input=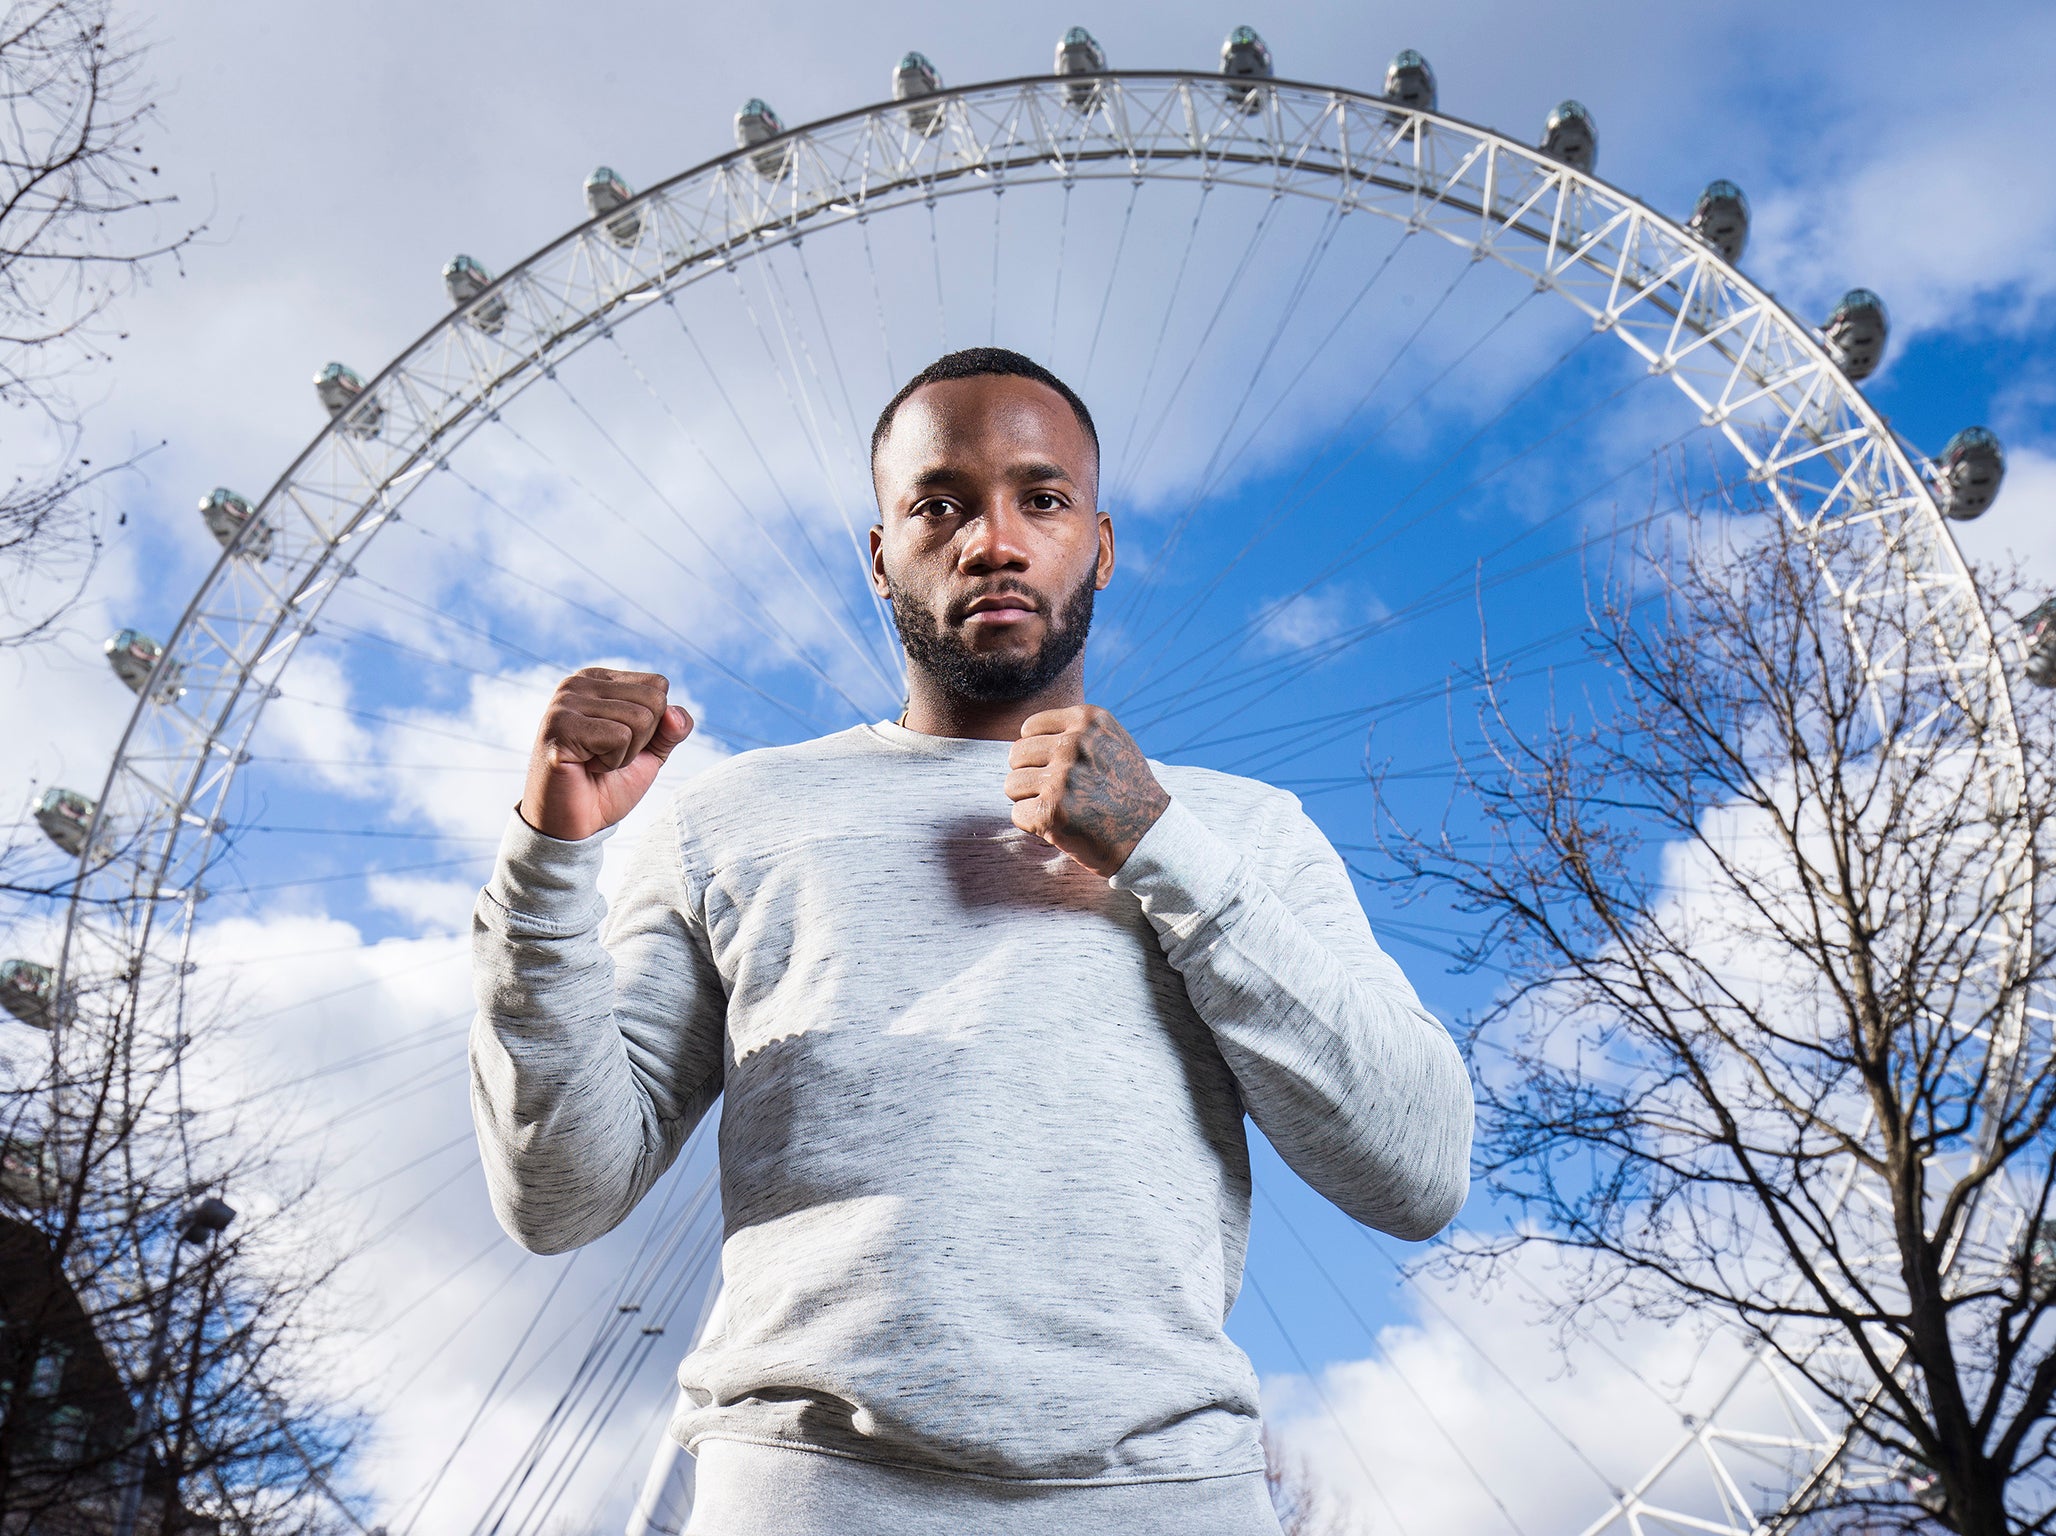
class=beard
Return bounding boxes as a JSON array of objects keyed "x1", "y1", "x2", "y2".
[{"x1": 886, "y1": 563, "x2": 1098, "y2": 705}]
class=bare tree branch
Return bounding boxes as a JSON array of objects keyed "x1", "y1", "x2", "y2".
[
  {"x1": 1, "y1": 963, "x2": 364, "y2": 1535},
  {"x1": 0, "y1": 0, "x2": 200, "y2": 646},
  {"x1": 1378, "y1": 488, "x2": 2056, "y2": 1535}
]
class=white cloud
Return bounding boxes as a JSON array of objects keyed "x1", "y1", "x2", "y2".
[
  {"x1": 1257, "y1": 587, "x2": 1391, "y2": 657},
  {"x1": 265, "y1": 650, "x2": 377, "y2": 790},
  {"x1": 1263, "y1": 1246, "x2": 1797, "y2": 1536},
  {"x1": 1748, "y1": 10, "x2": 2056, "y2": 340},
  {"x1": 364, "y1": 873, "x2": 478, "y2": 933}
]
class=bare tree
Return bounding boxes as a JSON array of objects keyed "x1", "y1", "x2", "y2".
[
  {"x1": 0, "y1": 967, "x2": 362, "y2": 1536},
  {"x1": 0, "y1": 0, "x2": 196, "y2": 644},
  {"x1": 1264, "y1": 1424, "x2": 1376, "y2": 1536},
  {"x1": 1378, "y1": 502, "x2": 2056, "y2": 1534}
]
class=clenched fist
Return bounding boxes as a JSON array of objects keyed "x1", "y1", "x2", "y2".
[
  {"x1": 519, "y1": 668, "x2": 693, "y2": 842},
  {"x1": 1004, "y1": 706, "x2": 1170, "y2": 877}
]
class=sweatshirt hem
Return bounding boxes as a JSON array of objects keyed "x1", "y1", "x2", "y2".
[
  {"x1": 683, "y1": 1436, "x2": 1282, "y2": 1536},
  {"x1": 683, "y1": 1430, "x2": 1267, "y2": 1488}
]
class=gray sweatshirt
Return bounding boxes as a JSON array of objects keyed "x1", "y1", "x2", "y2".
[{"x1": 470, "y1": 722, "x2": 1472, "y2": 1535}]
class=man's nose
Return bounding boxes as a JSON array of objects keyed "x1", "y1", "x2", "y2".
[{"x1": 958, "y1": 500, "x2": 1031, "y2": 573}]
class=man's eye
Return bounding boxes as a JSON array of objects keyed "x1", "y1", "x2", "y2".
[{"x1": 1027, "y1": 493, "x2": 1064, "y2": 511}]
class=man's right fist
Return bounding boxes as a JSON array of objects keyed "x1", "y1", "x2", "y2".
[{"x1": 518, "y1": 668, "x2": 693, "y2": 842}]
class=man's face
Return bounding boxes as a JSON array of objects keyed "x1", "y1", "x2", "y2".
[{"x1": 870, "y1": 375, "x2": 1114, "y2": 703}]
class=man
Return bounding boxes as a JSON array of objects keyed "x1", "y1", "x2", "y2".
[{"x1": 470, "y1": 347, "x2": 1473, "y2": 1535}]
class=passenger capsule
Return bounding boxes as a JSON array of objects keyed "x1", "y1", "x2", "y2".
[
  {"x1": 1055, "y1": 26, "x2": 1108, "y2": 111},
  {"x1": 105, "y1": 629, "x2": 183, "y2": 700},
  {"x1": 1384, "y1": 50, "x2": 1437, "y2": 112},
  {"x1": 1822, "y1": 288, "x2": 1889, "y2": 382},
  {"x1": 2026, "y1": 1218, "x2": 2056, "y2": 1298},
  {"x1": 1220, "y1": 26, "x2": 1272, "y2": 115},
  {"x1": 33, "y1": 788, "x2": 94, "y2": 858},
  {"x1": 1906, "y1": 1471, "x2": 1949, "y2": 1523},
  {"x1": 736, "y1": 99, "x2": 792, "y2": 180},
  {"x1": 198, "y1": 487, "x2": 272, "y2": 561},
  {"x1": 2024, "y1": 599, "x2": 2056, "y2": 688},
  {"x1": 314, "y1": 362, "x2": 381, "y2": 440},
  {"x1": 1937, "y1": 426, "x2": 2005, "y2": 521},
  {"x1": 584, "y1": 166, "x2": 642, "y2": 246},
  {"x1": 894, "y1": 52, "x2": 945, "y2": 136},
  {"x1": 1689, "y1": 179, "x2": 1750, "y2": 264},
  {"x1": 1540, "y1": 100, "x2": 1596, "y2": 173},
  {"x1": 442, "y1": 254, "x2": 508, "y2": 334},
  {"x1": 0, "y1": 960, "x2": 54, "y2": 1030}
]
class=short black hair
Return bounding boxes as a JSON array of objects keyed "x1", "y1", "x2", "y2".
[{"x1": 870, "y1": 347, "x2": 1099, "y2": 465}]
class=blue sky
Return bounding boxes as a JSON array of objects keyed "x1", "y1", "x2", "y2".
[{"x1": 2, "y1": 2, "x2": 2052, "y2": 1532}]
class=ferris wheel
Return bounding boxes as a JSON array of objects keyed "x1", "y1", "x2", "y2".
[{"x1": 3, "y1": 21, "x2": 2046, "y2": 1536}]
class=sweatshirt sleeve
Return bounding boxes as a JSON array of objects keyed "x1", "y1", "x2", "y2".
[
  {"x1": 1110, "y1": 793, "x2": 1473, "y2": 1240},
  {"x1": 469, "y1": 801, "x2": 727, "y2": 1255}
]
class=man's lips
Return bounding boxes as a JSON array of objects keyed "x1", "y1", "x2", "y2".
[{"x1": 959, "y1": 594, "x2": 1040, "y2": 626}]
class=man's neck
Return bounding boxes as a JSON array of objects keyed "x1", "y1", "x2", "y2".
[{"x1": 899, "y1": 658, "x2": 1086, "y2": 741}]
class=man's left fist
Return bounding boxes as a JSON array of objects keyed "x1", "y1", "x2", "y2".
[{"x1": 1004, "y1": 706, "x2": 1170, "y2": 877}]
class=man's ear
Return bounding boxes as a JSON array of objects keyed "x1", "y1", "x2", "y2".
[
  {"x1": 869, "y1": 524, "x2": 891, "y2": 600},
  {"x1": 1094, "y1": 509, "x2": 1116, "y2": 592}
]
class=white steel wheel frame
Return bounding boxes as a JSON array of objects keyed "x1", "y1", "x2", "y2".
[{"x1": 48, "y1": 71, "x2": 2039, "y2": 1534}]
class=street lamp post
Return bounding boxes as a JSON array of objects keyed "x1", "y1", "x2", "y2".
[{"x1": 111, "y1": 1196, "x2": 236, "y2": 1536}]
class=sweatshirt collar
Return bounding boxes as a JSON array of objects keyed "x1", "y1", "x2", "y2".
[{"x1": 863, "y1": 721, "x2": 1016, "y2": 760}]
